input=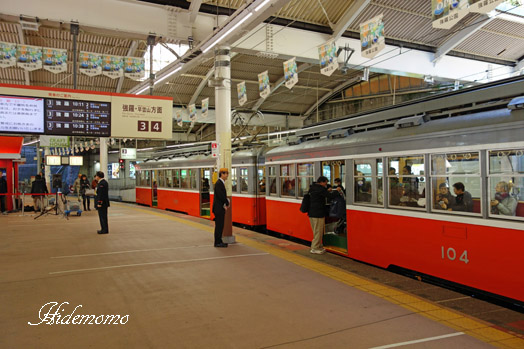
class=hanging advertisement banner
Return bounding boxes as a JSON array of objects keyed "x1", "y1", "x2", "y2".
[
  {"x1": 0, "y1": 42, "x2": 16, "y2": 68},
  {"x1": 432, "y1": 0, "x2": 469, "y2": 29},
  {"x1": 16, "y1": 44, "x2": 42, "y2": 71},
  {"x1": 42, "y1": 47, "x2": 67, "y2": 74},
  {"x1": 201, "y1": 98, "x2": 209, "y2": 118},
  {"x1": 40, "y1": 135, "x2": 69, "y2": 147},
  {"x1": 283, "y1": 57, "x2": 298, "y2": 89},
  {"x1": 318, "y1": 40, "x2": 338, "y2": 77},
  {"x1": 102, "y1": 55, "x2": 124, "y2": 79},
  {"x1": 360, "y1": 14, "x2": 385, "y2": 59},
  {"x1": 175, "y1": 109, "x2": 183, "y2": 127},
  {"x1": 237, "y1": 81, "x2": 247, "y2": 106},
  {"x1": 469, "y1": 0, "x2": 504, "y2": 13},
  {"x1": 189, "y1": 104, "x2": 197, "y2": 121},
  {"x1": 258, "y1": 71, "x2": 270, "y2": 99},
  {"x1": 124, "y1": 57, "x2": 145, "y2": 80},
  {"x1": 79, "y1": 51, "x2": 102, "y2": 77}
]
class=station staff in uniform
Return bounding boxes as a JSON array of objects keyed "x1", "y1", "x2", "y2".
[
  {"x1": 212, "y1": 168, "x2": 230, "y2": 247},
  {"x1": 94, "y1": 171, "x2": 110, "y2": 234}
]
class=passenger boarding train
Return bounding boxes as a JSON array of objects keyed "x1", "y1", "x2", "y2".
[{"x1": 136, "y1": 76, "x2": 524, "y2": 305}]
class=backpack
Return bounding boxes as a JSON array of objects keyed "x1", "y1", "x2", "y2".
[{"x1": 299, "y1": 192, "x2": 310, "y2": 213}]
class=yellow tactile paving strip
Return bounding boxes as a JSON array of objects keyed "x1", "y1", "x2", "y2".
[{"x1": 126, "y1": 204, "x2": 524, "y2": 349}]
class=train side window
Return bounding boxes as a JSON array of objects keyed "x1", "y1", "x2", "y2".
[
  {"x1": 488, "y1": 149, "x2": 524, "y2": 220},
  {"x1": 173, "y1": 169, "x2": 180, "y2": 188},
  {"x1": 353, "y1": 159, "x2": 382, "y2": 205},
  {"x1": 431, "y1": 152, "x2": 480, "y2": 214},
  {"x1": 297, "y1": 163, "x2": 313, "y2": 198},
  {"x1": 180, "y1": 169, "x2": 190, "y2": 189},
  {"x1": 137, "y1": 171, "x2": 142, "y2": 186},
  {"x1": 146, "y1": 170, "x2": 151, "y2": 187},
  {"x1": 268, "y1": 166, "x2": 277, "y2": 196},
  {"x1": 258, "y1": 166, "x2": 266, "y2": 195},
  {"x1": 389, "y1": 156, "x2": 425, "y2": 209},
  {"x1": 281, "y1": 164, "x2": 296, "y2": 197},
  {"x1": 165, "y1": 170, "x2": 172, "y2": 188},
  {"x1": 231, "y1": 168, "x2": 238, "y2": 192},
  {"x1": 189, "y1": 169, "x2": 197, "y2": 189},
  {"x1": 240, "y1": 167, "x2": 249, "y2": 193}
]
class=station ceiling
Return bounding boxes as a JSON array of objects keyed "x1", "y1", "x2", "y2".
[{"x1": 1, "y1": 0, "x2": 523, "y2": 134}]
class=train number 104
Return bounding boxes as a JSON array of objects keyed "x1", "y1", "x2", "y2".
[{"x1": 441, "y1": 246, "x2": 469, "y2": 264}]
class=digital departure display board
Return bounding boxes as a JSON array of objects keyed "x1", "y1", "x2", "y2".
[
  {"x1": 45, "y1": 98, "x2": 111, "y2": 136},
  {"x1": 0, "y1": 95, "x2": 44, "y2": 134}
]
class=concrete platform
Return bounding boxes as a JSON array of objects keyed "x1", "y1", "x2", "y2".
[{"x1": 1, "y1": 203, "x2": 523, "y2": 348}]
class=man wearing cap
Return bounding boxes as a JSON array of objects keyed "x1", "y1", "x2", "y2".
[{"x1": 212, "y1": 168, "x2": 230, "y2": 247}]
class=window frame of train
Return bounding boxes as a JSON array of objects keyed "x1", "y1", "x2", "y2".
[
  {"x1": 352, "y1": 158, "x2": 383, "y2": 206},
  {"x1": 231, "y1": 167, "x2": 238, "y2": 193},
  {"x1": 172, "y1": 169, "x2": 180, "y2": 188},
  {"x1": 280, "y1": 163, "x2": 296, "y2": 198},
  {"x1": 239, "y1": 167, "x2": 249, "y2": 193},
  {"x1": 297, "y1": 163, "x2": 314, "y2": 198},
  {"x1": 430, "y1": 151, "x2": 482, "y2": 217},
  {"x1": 387, "y1": 155, "x2": 426, "y2": 211},
  {"x1": 487, "y1": 148, "x2": 524, "y2": 221},
  {"x1": 267, "y1": 165, "x2": 277, "y2": 196},
  {"x1": 257, "y1": 166, "x2": 266, "y2": 195}
]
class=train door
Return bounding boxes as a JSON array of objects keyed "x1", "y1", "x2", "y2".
[
  {"x1": 321, "y1": 160, "x2": 347, "y2": 254},
  {"x1": 200, "y1": 168, "x2": 211, "y2": 218},
  {"x1": 151, "y1": 170, "x2": 158, "y2": 207}
]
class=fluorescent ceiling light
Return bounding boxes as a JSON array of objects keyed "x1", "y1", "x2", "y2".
[
  {"x1": 137, "y1": 147, "x2": 154, "y2": 152},
  {"x1": 203, "y1": 12, "x2": 253, "y2": 53},
  {"x1": 255, "y1": 0, "x2": 271, "y2": 12},
  {"x1": 155, "y1": 66, "x2": 182, "y2": 85},
  {"x1": 135, "y1": 85, "x2": 150, "y2": 95}
]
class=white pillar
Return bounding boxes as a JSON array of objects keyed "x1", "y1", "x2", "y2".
[
  {"x1": 215, "y1": 46, "x2": 234, "y2": 243},
  {"x1": 100, "y1": 137, "x2": 109, "y2": 179},
  {"x1": 44, "y1": 147, "x2": 51, "y2": 192}
]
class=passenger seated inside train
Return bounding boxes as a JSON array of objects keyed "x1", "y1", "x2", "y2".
[
  {"x1": 435, "y1": 182, "x2": 454, "y2": 210},
  {"x1": 282, "y1": 179, "x2": 295, "y2": 196},
  {"x1": 259, "y1": 178, "x2": 266, "y2": 193},
  {"x1": 441, "y1": 182, "x2": 473, "y2": 212},
  {"x1": 355, "y1": 171, "x2": 371, "y2": 202},
  {"x1": 491, "y1": 181, "x2": 517, "y2": 216},
  {"x1": 389, "y1": 168, "x2": 403, "y2": 205}
]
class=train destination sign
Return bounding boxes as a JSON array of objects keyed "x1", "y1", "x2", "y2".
[{"x1": 45, "y1": 98, "x2": 111, "y2": 137}]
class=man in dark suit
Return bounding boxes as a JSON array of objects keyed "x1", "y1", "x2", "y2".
[
  {"x1": 94, "y1": 171, "x2": 110, "y2": 234},
  {"x1": 212, "y1": 168, "x2": 230, "y2": 247}
]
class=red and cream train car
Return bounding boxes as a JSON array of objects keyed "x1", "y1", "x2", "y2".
[
  {"x1": 136, "y1": 148, "x2": 267, "y2": 227},
  {"x1": 264, "y1": 78, "x2": 524, "y2": 304}
]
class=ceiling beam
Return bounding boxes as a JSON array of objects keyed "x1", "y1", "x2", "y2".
[
  {"x1": 251, "y1": 63, "x2": 311, "y2": 111},
  {"x1": 189, "y1": 0, "x2": 203, "y2": 24},
  {"x1": 189, "y1": 67, "x2": 215, "y2": 105},
  {"x1": 116, "y1": 40, "x2": 138, "y2": 93},
  {"x1": 332, "y1": 0, "x2": 371, "y2": 41},
  {"x1": 433, "y1": 15, "x2": 494, "y2": 63},
  {"x1": 15, "y1": 24, "x2": 30, "y2": 86}
]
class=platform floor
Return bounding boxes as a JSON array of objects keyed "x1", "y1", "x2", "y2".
[{"x1": 1, "y1": 203, "x2": 523, "y2": 348}]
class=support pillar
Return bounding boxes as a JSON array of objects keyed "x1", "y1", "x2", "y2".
[
  {"x1": 214, "y1": 46, "x2": 234, "y2": 244},
  {"x1": 44, "y1": 147, "x2": 51, "y2": 192},
  {"x1": 100, "y1": 137, "x2": 108, "y2": 179}
]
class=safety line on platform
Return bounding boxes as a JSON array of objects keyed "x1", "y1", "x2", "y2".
[
  {"x1": 49, "y1": 253, "x2": 269, "y2": 275},
  {"x1": 51, "y1": 244, "x2": 222, "y2": 258},
  {"x1": 123, "y1": 203, "x2": 524, "y2": 348},
  {"x1": 369, "y1": 332, "x2": 465, "y2": 349}
]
